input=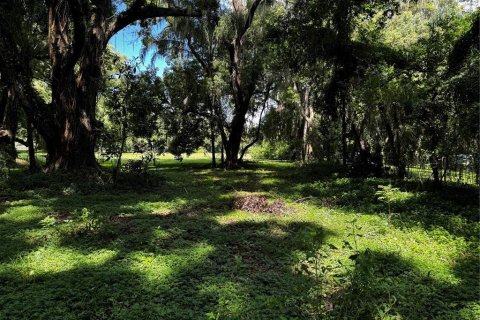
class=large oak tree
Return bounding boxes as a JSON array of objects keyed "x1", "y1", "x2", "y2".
[{"x1": 0, "y1": 0, "x2": 201, "y2": 170}]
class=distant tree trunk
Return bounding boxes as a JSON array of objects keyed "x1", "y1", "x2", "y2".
[
  {"x1": 293, "y1": 82, "x2": 314, "y2": 162},
  {"x1": 113, "y1": 116, "x2": 127, "y2": 184},
  {"x1": 351, "y1": 122, "x2": 368, "y2": 164},
  {"x1": 210, "y1": 119, "x2": 216, "y2": 168},
  {"x1": 221, "y1": 141, "x2": 225, "y2": 168},
  {"x1": 429, "y1": 153, "x2": 441, "y2": 187},
  {"x1": 379, "y1": 104, "x2": 405, "y2": 179},
  {"x1": 301, "y1": 118, "x2": 310, "y2": 162},
  {"x1": 341, "y1": 93, "x2": 348, "y2": 167},
  {"x1": 350, "y1": 117, "x2": 379, "y2": 176},
  {"x1": 392, "y1": 106, "x2": 406, "y2": 179},
  {"x1": 26, "y1": 116, "x2": 38, "y2": 173},
  {"x1": 0, "y1": 86, "x2": 7, "y2": 122}
]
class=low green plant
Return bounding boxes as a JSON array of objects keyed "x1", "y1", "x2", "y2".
[
  {"x1": 295, "y1": 228, "x2": 326, "y2": 319},
  {"x1": 295, "y1": 228, "x2": 348, "y2": 319},
  {"x1": 71, "y1": 207, "x2": 106, "y2": 233},
  {"x1": 347, "y1": 217, "x2": 363, "y2": 252},
  {"x1": 376, "y1": 184, "x2": 401, "y2": 216},
  {"x1": 39, "y1": 215, "x2": 57, "y2": 228}
]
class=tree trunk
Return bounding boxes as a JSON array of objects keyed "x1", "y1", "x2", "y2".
[
  {"x1": 225, "y1": 109, "x2": 247, "y2": 168},
  {"x1": 239, "y1": 84, "x2": 271, "y2": 162},
  {"x1": 392, "y1": 107, "x2": 406, "y2": 179},
  {"x1": 223, "y1": 0, "x2": 263, "y2": 169},
  {"x1": 429, "y1": 153, "x2": 441, "y2": 188},
  {"x1": 379, "y1": 105, "x2": 405, "y2": 179},
  {"x1": 113, "y1": 125, "x2": 127, "y2": 184},
  {"x1": 0, "y1": 86, "x2": 18, "y2": 163},
  {"x1": 301, "y1": 117, "x2": 313, "y2": 162},
  {"x1": 341, "y1": 93, "x2": 348, "y2": 167},
  {"x1": 210, "y1": 119, "x2": 216, "y2": 168},
  {"x1": 26, "y1": 116, "x2": 38, "y2": 173},
  {"x1": 293, "y1": 81, "x2": 314, "y2": 162},
  {"x1": 0, "y1": 86, "x2": 7, "y2": 123},
  {"x1": 47, "y1": 79, "x2": 98, "y2": 170}
]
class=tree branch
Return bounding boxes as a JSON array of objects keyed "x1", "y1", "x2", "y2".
[
  {"x1": 239, "y1": 82, "x2": 272, "y2": 161},
  {"x1": 109, "y1": 3, "x2": 201, "y2": 40},
  {"x1": 187, "y1": 37, "x2": 209, "y2": 73},
  {"x1": 64, "y1": 0, "x2": 88, "y2": 71},
  {"x1": 239, "y1": 0, "x2": 263, "y2": 44},
  {"x1": 14, "y1": 137, "x2": 28, "y2": 147}
]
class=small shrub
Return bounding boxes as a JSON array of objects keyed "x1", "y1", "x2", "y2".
[
  {"x1": 71, "y1": 208, "x2": 107, "y2": 233},
  {"x1": 376, "y1": 184, "x2": 401, "y2": 216},
  {"x1": 39, "y1": 215, "x2": 57, "y2": 228},
  {"x1": 123, "y1": 160, "x2": 147, "y2": 175}
]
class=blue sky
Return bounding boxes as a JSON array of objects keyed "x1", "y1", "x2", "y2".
[{"x1": 108, "y1": 24, "x2": 168, "y2": 75}]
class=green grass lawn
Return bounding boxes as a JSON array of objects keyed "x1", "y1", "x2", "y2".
[{"x1": 0, "y1": 157, "x2": 478, "y2": 319}]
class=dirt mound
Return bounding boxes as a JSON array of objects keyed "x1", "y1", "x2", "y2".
[{"x1": 232, "y1": 195, "x2": 286, "y2": 214}]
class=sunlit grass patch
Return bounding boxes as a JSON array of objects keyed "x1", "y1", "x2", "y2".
[{"x1": 8, "y1": 247, "x2": 118, "y2": 277}]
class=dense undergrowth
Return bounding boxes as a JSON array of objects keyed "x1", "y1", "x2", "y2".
[{"x1": 0, "y1": 157, "x2": 478, "y2": 319}]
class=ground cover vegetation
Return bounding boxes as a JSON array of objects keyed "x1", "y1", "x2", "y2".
[{"x1": 1, "y1": 157, "x2": 479, "y2": 319}]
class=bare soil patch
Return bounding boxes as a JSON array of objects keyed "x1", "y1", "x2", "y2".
[{"x1": 232, "y1": 194, "x2": 286, "y2": 214}]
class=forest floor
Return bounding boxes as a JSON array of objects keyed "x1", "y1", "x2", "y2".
[{"x1": 0, "y1": 155, "x2": 478, "y2": 319}]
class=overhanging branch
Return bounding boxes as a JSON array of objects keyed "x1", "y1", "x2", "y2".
[{"x1": 109, "y1": 3, "x2": 201, "y2": 40}]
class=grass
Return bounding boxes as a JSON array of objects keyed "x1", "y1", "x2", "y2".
[{"x1": 0, "y1": 155, "x2": 478, "y2": 319}]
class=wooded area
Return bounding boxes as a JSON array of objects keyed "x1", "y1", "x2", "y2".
[{"x1": 0, "y1": 0, "x2": 478, "y2": 319}]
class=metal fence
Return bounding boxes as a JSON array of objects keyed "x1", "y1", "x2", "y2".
[{"x1": 397, "y1": 155, "x2": 478, "y2": 186}]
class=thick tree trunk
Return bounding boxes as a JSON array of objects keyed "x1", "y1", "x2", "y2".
[
  {"x1": 46, "y1": 0, "x2": 103, "y2": 170},
  {"x1": 43, "y1": 0, "x2": 201, "y2": 171},
  {"x1": 0, "y1": 86, "x2": 18, "y2": 163},
  {"x1": 47, "y1": 83, "x2": 98, "y2": 170},
  {"x1": 225, "y1": 110, "x2": 247, "y2": 168}
]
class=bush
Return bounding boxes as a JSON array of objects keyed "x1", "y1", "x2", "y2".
[
  {"x1": 249, "y1": 141, "x2": 291, "y2": 160},
  {"x1": 123, "y1": 160, "x2": 147, "y2": 175}
]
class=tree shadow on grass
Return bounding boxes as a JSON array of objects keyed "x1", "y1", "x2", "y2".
[
  {"x1": 330, "y1": 249, "x2": 480, "y2": 319},
  {"x1": 0, "y1": 200, "x2": 333, "y2": 319},
  {"x1": 0, "y1": 215, "x2": 45, "y2": 263}
]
